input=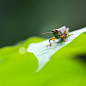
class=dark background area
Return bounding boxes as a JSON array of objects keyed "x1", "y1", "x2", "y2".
[{"x1": 0, "y1": 0, "x2": 86, "y2": 47}]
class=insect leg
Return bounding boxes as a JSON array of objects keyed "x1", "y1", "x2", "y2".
[
  {"x1": 60, "y1": 35, "x2": 66, "y2": 42},
  {"x1": 66, "y1": 31, "x2": 73, "y2": 36},
  {"x1": 46, "y1": 37, "x2": 56, "y2": 47}
]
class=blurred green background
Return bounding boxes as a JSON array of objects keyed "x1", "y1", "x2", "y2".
[
  {"x1": 0, "y1": 0, "x2": 86, "y2": 47},
  {"x1": 0, "y1": 1, "x2": 86, "y2": 85}
]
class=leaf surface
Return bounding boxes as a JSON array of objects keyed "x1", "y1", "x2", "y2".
[
  {"x1": 0, "y1": 28, "x2": 86, "y2": 86},
  {"x1": 27, "y1": 27, "x2": 86, "y2": 72}
]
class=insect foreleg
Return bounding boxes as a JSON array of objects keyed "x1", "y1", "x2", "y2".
[{"x1": 46, "y1": 37, "x2": 56, "y2": 47}]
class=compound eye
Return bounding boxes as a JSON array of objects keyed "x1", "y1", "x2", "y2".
[{"x1": 52, "y1": 30, "x2": 54, "y2": 32}]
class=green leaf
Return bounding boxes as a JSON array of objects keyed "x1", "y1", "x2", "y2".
[
  {"x1": 0, "y1": 37, "x2": 45, "y2": 86},
  {"x1": 0, "y1": 28, "x2": 86, "y2": 86},
  {"x1": 27, "y1": 27, "x2": 86, "y2": 72}
]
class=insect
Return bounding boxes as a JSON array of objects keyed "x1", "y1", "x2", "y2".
[{"x1": 42, "y1": 25, "x2": 73, "y2": 47}]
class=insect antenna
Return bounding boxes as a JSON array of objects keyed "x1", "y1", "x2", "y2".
[
  {"x1": 55, "y1": 25, "x2": 57, "y2": 30},
  {"x1": 42, "y1": 32, "x2": 53, "y2": 34}
]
